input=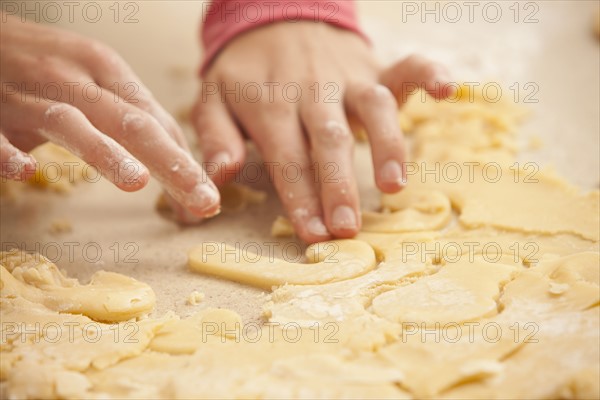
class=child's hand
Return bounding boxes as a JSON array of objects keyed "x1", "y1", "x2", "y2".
[
  {"x1": 0, "y1": 15, "x2": 219, "y2": 218},
  {"x1": 193, "y1": 21, "x2": 453, "y2": 243}
]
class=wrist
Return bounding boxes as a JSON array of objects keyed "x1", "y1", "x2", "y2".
[{"x1": 200, "y1": 0, "x2": 369, "y2": 76}]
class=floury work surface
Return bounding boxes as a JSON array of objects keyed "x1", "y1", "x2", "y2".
[
  {"x1": 1, "y1": 2, "x2": 599, "y2": 398},
  {"x1": 1, "y1": 1, "x2": 598, "y2": 318}
]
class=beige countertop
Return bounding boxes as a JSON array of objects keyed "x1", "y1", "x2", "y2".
[{"x1": 1, "y1": 1, "x2": 599, "y2": 321}]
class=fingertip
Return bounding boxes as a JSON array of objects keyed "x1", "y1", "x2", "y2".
[
  {"x1": 376, "y1": 159, "x2": 406, "y2": 193},
  {"x1": 377, "y1": 180, "x2": 405, "y2": 194},
  {"x1": 425, "y1": 70, "x2": 456, "y2": 100},
  {"x1": 181, "y1": 181, "x2": 222, "y2": 218},
  {"x1": 112, "y1": 159, "x2": 150, "y2": 192},
  {"x1": 0, "y1": 136, "x2": 38, "y2": 181},
  {"x1": 299, "y1": 215, "x2": 332, "y2": 244},
  {"x1": 160, "y1": 192, "x2": 206, "y2": 225},
  {"x1": 204, "y1": 150, "x2": 245, "y2": 187},
  {"x1": 328, "y1": 205, "x2": 360, "y2": 239},
  {"x1": 116, "y1": 172, "x2": 149, "y2": 192}
]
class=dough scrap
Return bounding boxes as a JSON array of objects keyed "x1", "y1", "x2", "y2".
[
  {"x1": 1, "y1": 250, "x2": 155, "y2": 322},
  {"x1": 399, "y1": 87, "x2": 528, "y2": 164},
  {"x1": 0, "y1": 258, "x2": 171, "y2": 399},
  {"x1": 362, "y1": 188, "x2": 452, "y2": 233},
  {"x1": 155, "y1": 183, "x2": 267, "y2": 222},
  {"x1": 271, "y1": 215, "x2": 295, "y2": 238},
  {"x1": 48, "y1": 218, "x2": 73, "y2": 234},
  {"x1": 149, "y1": 308, "x2": 243, "y2": 354},
  {"x1": 188, "y1": 240, "x2": 377, "y2": 289},
  {"x1": 3, "y1": 88, "x2": 600, "y2": 399},
  {"x1": 402, "y1": 164, "x2": 600, "y2": 241},
  {"x1": 186, "y1": 290, "x2": 205, "y2": 305},
  {"x1": 219, "y1": 183, "x2": 267, "y2": 212},
  {"x1": 371, "y1": 255, "x2": 519, "y2": 326},
  {"x1": 0, "y1": 143, "x2": 87, "y2": 199},
  {"x1": 440, "y1": 253, "x2": 600, "y2": 399}
]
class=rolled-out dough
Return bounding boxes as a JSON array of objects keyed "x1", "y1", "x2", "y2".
[
  {"x1": 2, "y1": 87, "x2": 598, "y2": 399},
  {"x1": 188, "y1": 240, "x2": 377, "y2": 289}
]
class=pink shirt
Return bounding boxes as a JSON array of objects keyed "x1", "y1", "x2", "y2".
[{"x1": 201, "y1": 0, "x2": 367, "y2": 75}]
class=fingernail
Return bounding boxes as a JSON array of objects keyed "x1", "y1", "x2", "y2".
[
  {"x1": 189, "y1": 182, "x2": 220, "y2": 214},
  {"x1": 209, "y1": 151, "x2": 231, "y2": 168},
  {"x1": 331, "y1": 205, "x2": 358, "y2": 231},
  {"x1": 380, "y1": 160, "x2": 404, "y2": 186},
  {"x1": 307, "y1": 216, "x2": 329, "y2": 237}
]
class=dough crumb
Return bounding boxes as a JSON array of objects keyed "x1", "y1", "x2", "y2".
[
  {"x1": 271, "y1": 216, "x2": 295, "y2": 238},
  {"x1": 186, "y1": 290, "x2": 205, "y2": 305},
  {"x1": 156, "y1": 183, "x2": 266, "y2": 223},
  {"x1": 174, "y1": 105, "x2": 192, "y2": 125},
  {"x1": 27, "y1": 143, "x2": 87, "y2": 193},
  {"x1": 548, "y1": 282, "x2": 570, "y2": 295},
  {"x1": 219, "y1": 183, "x2": 267, "y2": 212},
  {"x1": 48, "y1": 219, "x2": 73, "y2": 234}
]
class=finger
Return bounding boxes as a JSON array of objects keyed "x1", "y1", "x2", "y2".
[
  {"x1": 192, "y1": 84, "x2": 246, "y2": 187},
  {"x1": 380, "y1": 54, "x2": 455, "y2": 103},
  {"x1": 1, "y1": 99, "x2": 149, "y2": 191},
  {"x1": 232, "y1": 102, "x2": 331, "y2": 244},
  {"x1": 89, "y1": 51, "x2": 211, "y2": 222},
  {"x1": 300, "y1": 103, "x2": 360, "y2": 238},
  {"x1": 0, "y1": 133, "x2": 37, "y2": 181},
  {"x1": 83, "y1": 45, "x2": 190, "y2": 150},
  {"x1": 72, "y1": 85, "x2": 220, "y2": 217},
  {"x1": 346, "y1": 83, "x2": 406, "y2": 193},
  {"x1": 161, "y1": 191, "x2": 205, "y2": 225}
]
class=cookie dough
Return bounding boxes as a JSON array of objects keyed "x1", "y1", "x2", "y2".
[
  {"x1": 186, "y1": 290, "x2": 205, "y2": 305},
  {"x1": 188, "y1": 240, "x2": 377, "y2": 289},
  {"x1": 2, "y1": 87, "x2": 599, "y2": 400},
  {"x1": 362, "y1": 188, "x2": 452, "y2": 233},
  {"x1": 271, "y1": 216, "x2": 295, "y2": 238},
  {"x1": 407, "y1": 165, "x2": 599, "y2": 241},
  {"x1": 371, "y1": 255, "x2": 518, "y2": 326},
  {"x1": 1, "y1": 250, "x2": 155, "y2": 322}
]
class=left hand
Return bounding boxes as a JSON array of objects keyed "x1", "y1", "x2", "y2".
[{"x1": 192, "y1": 21, "x2": 454, "y2": 243}]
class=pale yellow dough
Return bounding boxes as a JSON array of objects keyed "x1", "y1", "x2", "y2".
[
  {"x1": 188, "y1": 239, "x2": 377, "y2": 289},
  {"x1": 362, "y1": 187, "x2": 452, "y2": 233},
  {"x1": 2, "y1": 88, "x2": 599, "y2": 399},
  {"x1": 371, "y1": 255, "x2": 518, "y2": 326},
  {"x1": 401, "y1": 164, "x2": 600, "y2": 241},
  {"x1": 186, "y1": 290, "x2": 205, "y2": 305},
  {"x1": 1, "y1": 250, "x2": 155, "y2": 322},
  {"x1": 271, "y1": 215, "x2": 295, "y2": 237}
]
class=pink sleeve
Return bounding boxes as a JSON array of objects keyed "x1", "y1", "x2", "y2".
[{"x1": 200, "y1": 0, "x2": 369, "y2": 76}]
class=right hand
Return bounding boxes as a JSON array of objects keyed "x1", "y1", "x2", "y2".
[{"x1": 0, "y1": 14, "x2": 220, "y2": 219}]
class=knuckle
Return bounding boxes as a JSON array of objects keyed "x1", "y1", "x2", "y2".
[
  {"x1": 43, "y1": 103, "x2": 76, "y2": 126},
  {"x1": 121, "y1": 112, "x2": 153, "y2": 136},
  {"x1": 85, "y1": 40, "x2": 127, "y2": 74},
  {"x1": 259, "y1": 99, "x2": 294, "y2": 116},
  {"x1": 270, "y1": 148, "x2": 306, "y2": 168},
  {"x1": 358, "y1": 85, "x2": 397, "y2": 108},
  {"x1": 33, "y1": 57, "x2": 73, "y2": 84},
  {"x1": 320, "y1": 179, "x2": 354, "y2": 204},
  {"x1": 314, "y1": 120, "x2": 353, "y2": 146}
]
